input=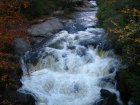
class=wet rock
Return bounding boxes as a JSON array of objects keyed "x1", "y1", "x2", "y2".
[
  {"x1": 109, "y1": 67, "x2": 116, "y2": 73},
  {"x1": 28, "y1": 17, "x2": 63, "y2": 36},
  {"x1": 101, "y1": 78, "x2": 112, "y2": 83},
  {"x1": 62, "y1": 53, "x2": 67, "y2": 58},
  {"x1": 86, "y1": 28, "x2": 105, "y2": 35},
  {"x1": 31, "y1": 36, "x2": 50, "y2": 45},
  {"x1": 5, "y1": 90, "x2": 35, "y2": 105},
  {"x1": 116, "y1": 71, "x2": 130, "y2": 105},
  {"x1": 14, "y1": 38, "x2": 31, "y2": 56},
  {"x1": 99, "y1": 77, "x2": 115, "y2": 87},
  {"x1": 107, "y1": 51, "x2": 115, "y2": 57},
  {"x1": 75, "y1": 7, "x2": 97, "y2": 11},
  {"x1": 31, "y1": 36, "x2": 45, "y2": 45},
  {"x1": 76, "y1": 46, "x2": 86, "y2": 56},
  {"x1": 1, "y1": 66, "x2": 35, "y2": 105},
  {"x1": 53, "y1": 10, "x2": 64, "y2": 16},
  {"x1": 64, "y1": 20, "x2": 85, "y2": 33},
  {"x1": 83, "y1": 0, "x2": 94, "y2": 8},
  {"x1": 64, "y1": 65, "x2": 69, "y2": 71},
  {"x1": 84, "y1": 54, "x2": 93, "y2": 63},
  {"x1": 67, "y1": 45, "x2": 76, "y2": 50},
  {"x1": 79, "y1": 39, "x2": 97, "y2": 47},
  {"x1": 73, "y1": 83, "x2": 80, "y2": 92},
  {"x1": 48, "y1": 41, "x2": 65, "y2": 49},
  {"x1": 31, "y1": 34, "x2": 55, "y2": 49},
  {"x1": 28, "y1": 52, "x2": 39, "y2": 66},
  {"x1": 101, "y1": 89, "x2": 115, "y2": 99},
  {"x1": 96, "y1": 89, "x2": 118, "y2": 105}
]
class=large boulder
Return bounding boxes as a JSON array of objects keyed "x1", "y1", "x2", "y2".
[
  {"x1": 95, "y1": 89, "x2": 118, "y2": 105},
  {"x1": 28, "y1": 17, "x2": 64, "y2": 37},
  {"x1": 5, "y1": 89, "x2": 35, "y2": 105},
  {"x1": 14, "y1": 38, "x2": 31, "y2": 56}
]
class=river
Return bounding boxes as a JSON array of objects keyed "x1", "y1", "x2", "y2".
[{"x1": 19, "y1": 1, "x2": 122, "y2": 105}]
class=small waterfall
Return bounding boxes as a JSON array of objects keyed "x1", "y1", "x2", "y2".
[{"x1": 18, "y1": 1, "x2": 122, "y2": 105}]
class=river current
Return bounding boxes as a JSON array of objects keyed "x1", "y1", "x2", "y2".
[{"x1": 19, "y1": 1, "x2": 122, "y2": 105}]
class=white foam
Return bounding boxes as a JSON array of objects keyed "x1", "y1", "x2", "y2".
[
  {"x1": 19, "y1": 44, "x2": 120, "y2": 105},
  {"x1": 19, "y1": 2, "x2": 122, "y2": 104}
]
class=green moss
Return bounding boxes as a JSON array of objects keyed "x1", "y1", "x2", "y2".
[{"x1": 96, "y1": 49, "x2": 106, "y2": 58}]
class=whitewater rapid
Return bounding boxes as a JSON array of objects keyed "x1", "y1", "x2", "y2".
[{"x1": 19, "y1": 1, "x2": 122, "y2": 105}]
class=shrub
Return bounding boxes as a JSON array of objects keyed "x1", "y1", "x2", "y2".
[{"x1": 97, "y1": 0, "x2": 140, "y2": 104}]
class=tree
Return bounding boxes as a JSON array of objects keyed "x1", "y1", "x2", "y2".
[{"x1": 97, "y1": 0, "x2": 140, "y2": 104}]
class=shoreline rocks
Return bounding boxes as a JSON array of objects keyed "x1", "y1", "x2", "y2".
[
  {"x1": 28, "y1": 17, "x2": 64, "y2": 37},
  {"x1": 95, "y1": 89, "x2": 119, "y2": 105},
  {"x1": 5, "y1": 89, "x2": 35, "y2": 105},
  {"x1": 28, "y1": 17, "x2": 64, "y2": 44},
  {"x1": 116, "y1": 71, "x2": 131, "y2": 105}
]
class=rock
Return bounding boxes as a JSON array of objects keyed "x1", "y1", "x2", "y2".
[
  {"x1": 90, "y1": 0, "x2": 97, "y2": 7},
  {"x1": 116, "y1": 71, "x2": 130, "y2": 105},
  {"x1": 100, "y1": 89, "x2": 115, "y2": 99},
  {"x1": 28, "y1": 17, "x2": 64, "y2": 36},
  {"x1": 74, "y1": 0, "x2": 98, "y2": 11},
  {"x1": 14, "y1": 38, "x2": 31, "y2": 56},
  {"x1": 31, "y1": 33, "x2": 54, "y2": 45},
  {"x1": 67, "y1": 45, "x2": 76, "y2": 50},
  {"x1": 95, "y1": 89, "x2": 118, "y2": 105},
  {"x1": 83, "y1": 0, "x2": 94, "y2": 8},
  {"x1": 109, "y1": 67, "x2": 115, "y2": 73},
  {"x1": 64, "y1": 20, "x2": 85, "y2": 33},
  {"x1": 53, "y1": 10, "x2": 64, "y2": 15},
  {"x1": 79, "y1": 38, "x2": 97, "y2": 47},
  {"x1": 1, "y1": 66, "x2": 35, "y2": 105},
  {"x1": 31, "y1": 36, "x2": 45, "y2": 45},
  {"x1": 76, "y1": 46, "x2": 86, "y2": 56},
  {"x1": 75, "y1": 7, "x2": 97, "y2": 11},
  {"x1": 101, "y1": 77, "x2": 113, "y2": 83},
  {"x1": 5, "y1": 89, "x2": 35, "y2": 105}
]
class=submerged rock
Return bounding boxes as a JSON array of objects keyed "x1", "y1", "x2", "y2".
[{"x1": 76, "y1": 46, "x2": 86, "y2": 56}]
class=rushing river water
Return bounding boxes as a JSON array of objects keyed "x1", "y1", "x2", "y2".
[{"x1": 19, "y1": 1, "x2": 122, "y2": 105}]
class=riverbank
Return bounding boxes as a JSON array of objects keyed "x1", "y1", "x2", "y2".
[{"x1": 96, "y1": 0, "x2": 140, "y2": 105}]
